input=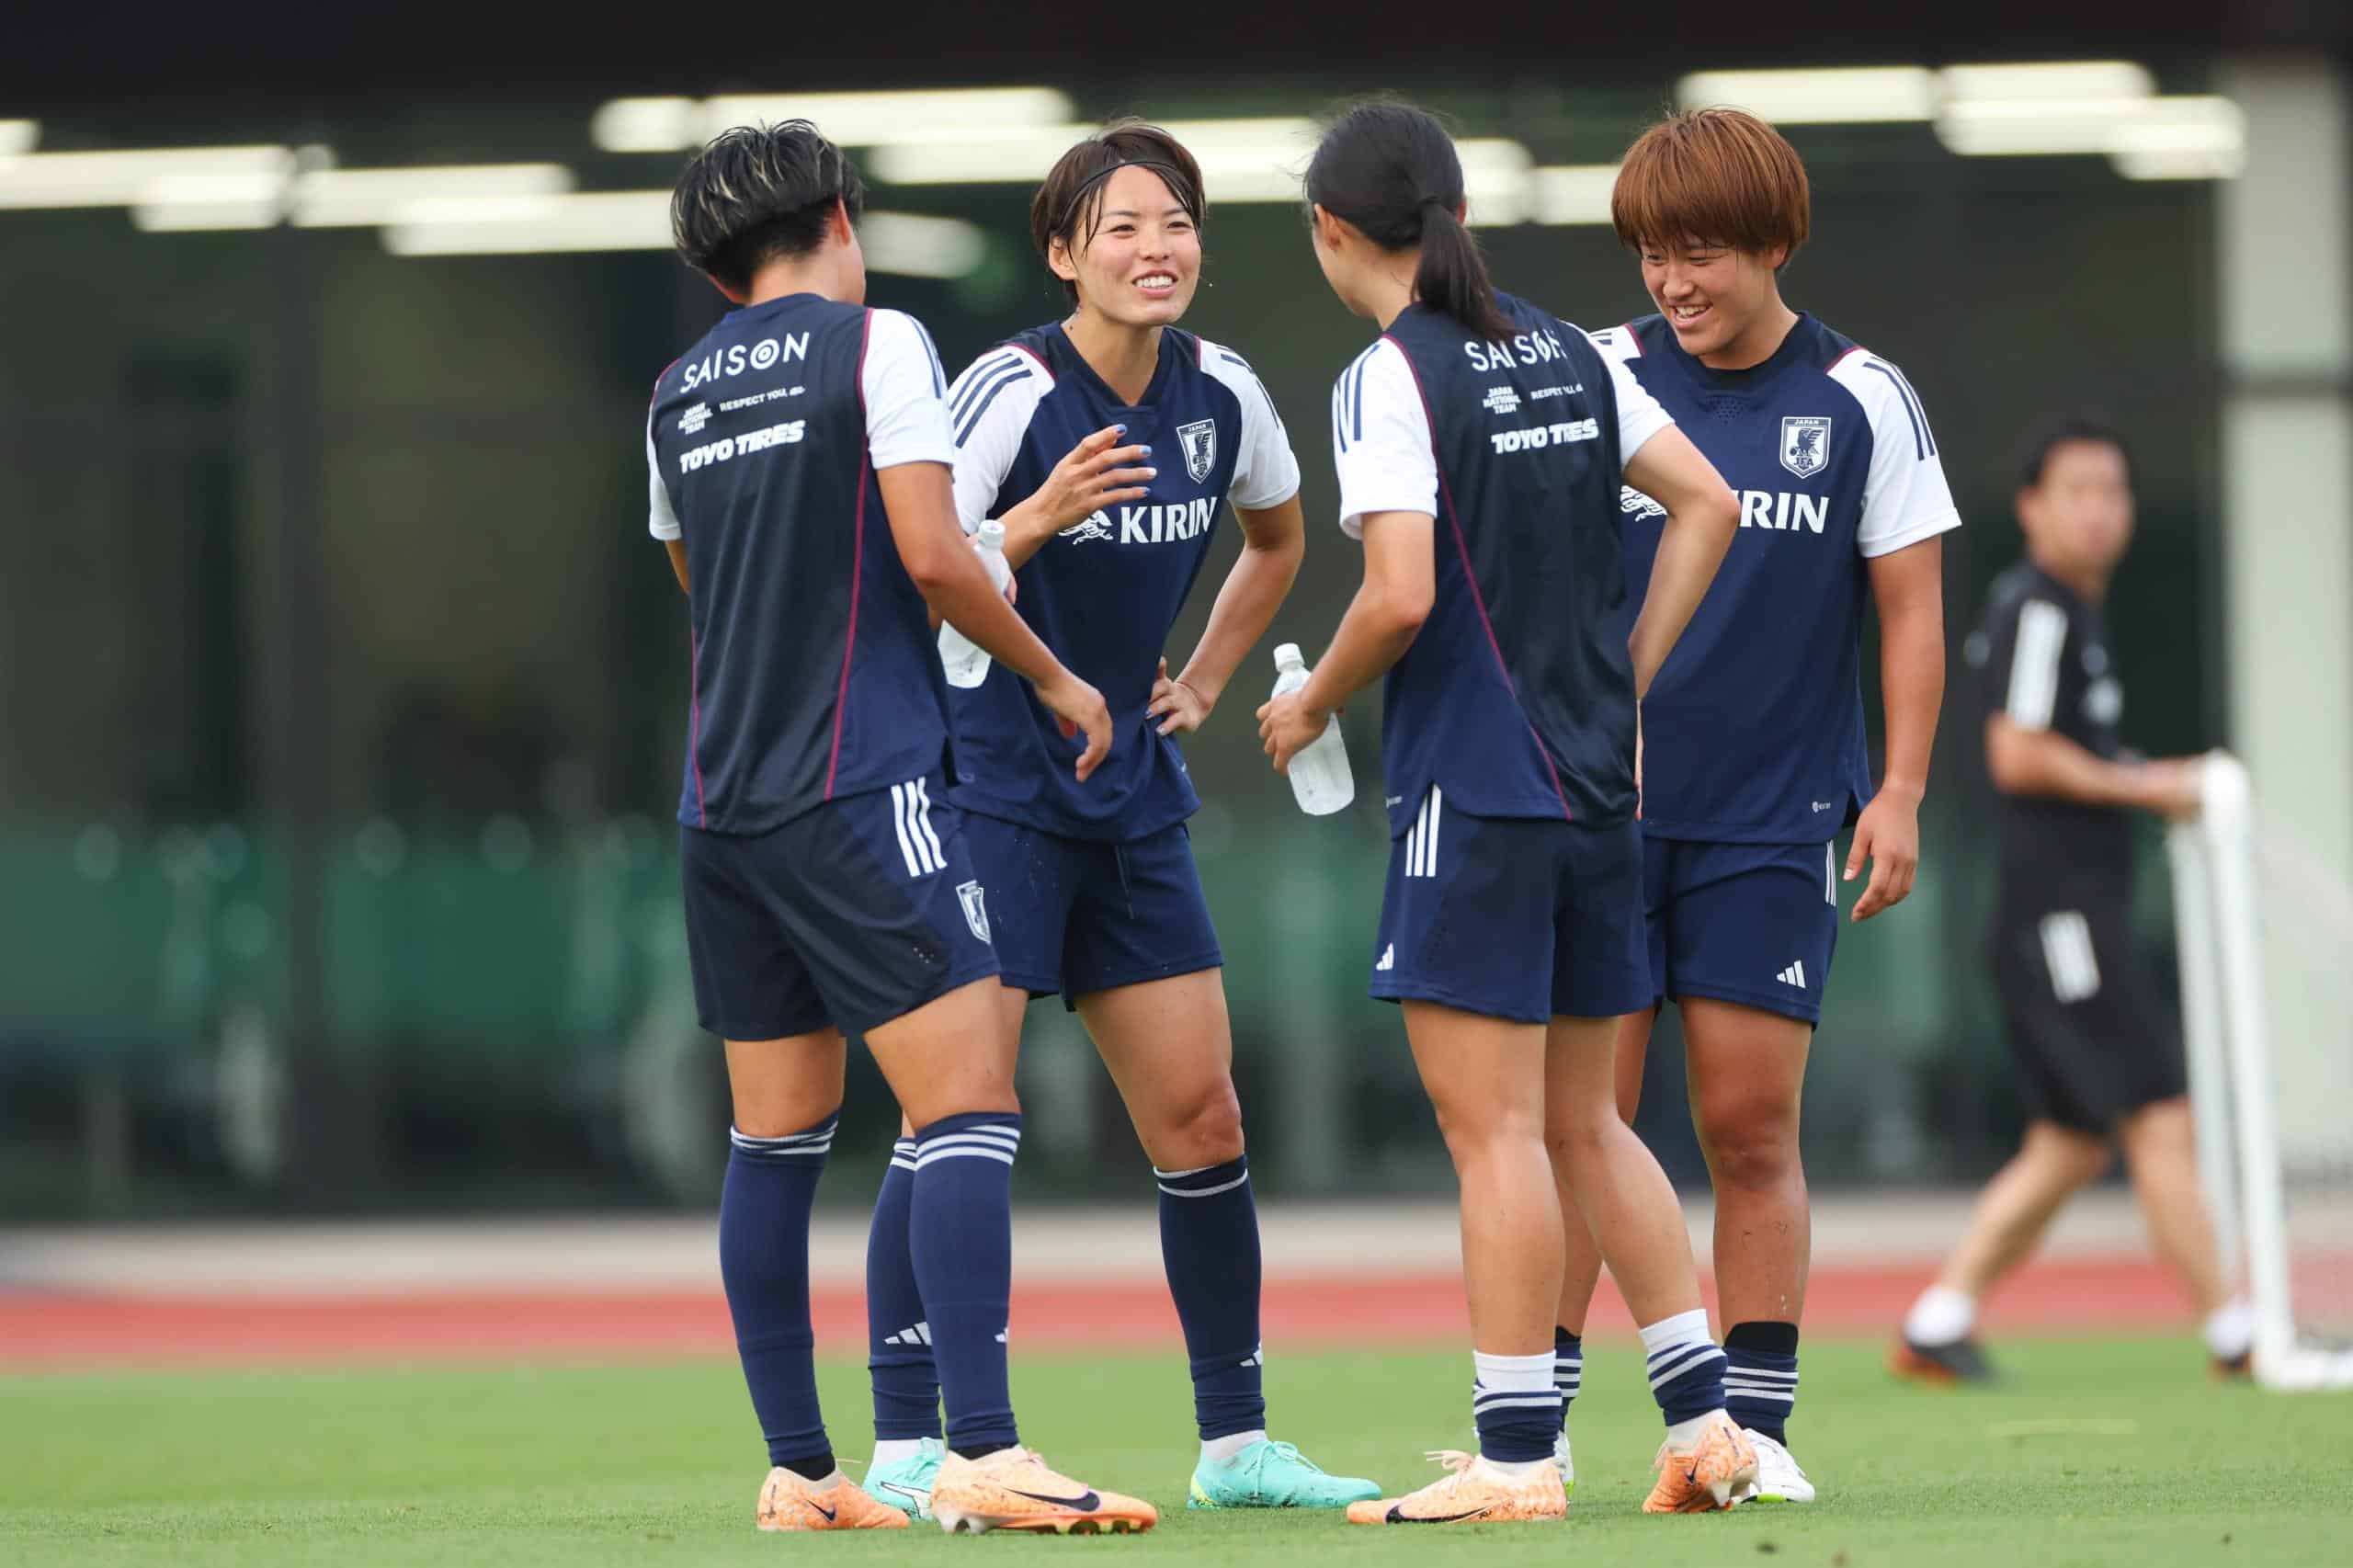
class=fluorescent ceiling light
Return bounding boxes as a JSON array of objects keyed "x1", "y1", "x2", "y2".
[
  {"x1": 1937, "y1": 97, "x2": 2135, "y2": 155},
  {"x1": 594, "y1": 88, "x2": 1075, "y2": 153},
  {"x1": 1677, "y1": 67, "x2": 1937, "y2": 123},
  {"x1": 0, "y1": 119, "x2": 37, "y2": 157},
  {"x1": 290, "y1": 164, "x2": 574, "y2": 227},
  {"x1": 133, "y1": 198, "x2": 282, "y2": 232},
  {"x1": 0, "y1": 145, "x2": 300, "y2": 210},
  {"x1": 385, "y1": 189, "x2": 669, "y2": 253},
  {"x1": 591, "y1": 97, "x2": 698, "y2": 153},
  {"x1": 1530, "y1": 165, "x2": 1620, "y2": 226},
  {"x1": 1455, "y1": 140, "x2": 1537, "y2": 226},
  {"x1": 2110, "y1": 97, "x2": 2245, "y2": 179},
  {"x1": 866, "y1": 125, "x2": 1088, "y2": 184},
  {"x1": 385, "y1": 191, "x2": 985, "y2": 277},
  {"x1": 1938, "y1": 91, "x2": 2241, "y2": 165},
  {"x1": 1940, "y1": 61, "x2": 2154, "y2": 103},
  {"x1": 860, "y1": 211, "x2": 989, "y2": 278}
]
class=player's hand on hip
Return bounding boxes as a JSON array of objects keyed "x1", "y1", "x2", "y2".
[
  {"x1": 1256, "y1": 690, "x2": 1330, "y2": 776},
  {"x1": 1846, "y1": 790, "x2": 1919, "y2": 923},
  {"x1": 1146, "y1": 656, "x2": 1212, "y2": 736},
  {"x1": 1039, "y1": 425, "x2": 1156, "y2": 531},
  {"x1": 1035, "y1": 667, "x2": 1114, "y2": 782}
]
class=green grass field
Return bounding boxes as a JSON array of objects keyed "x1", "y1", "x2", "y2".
[{"x1": 7, "y1": 1337, "x2": 2351, "y2": 1566}]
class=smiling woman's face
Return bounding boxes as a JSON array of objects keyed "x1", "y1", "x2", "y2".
[{"x1": 1051, "y1": 165, "x2": 1202, "y2": 329}]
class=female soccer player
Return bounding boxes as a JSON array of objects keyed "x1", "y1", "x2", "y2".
[
  {"x1": 1259, "y1": 99, "x2": 1751, "y2": 1523},
  {"x1": 647, "y1": 121, "x2": 1149, "y2": 1536},
  {"x1": 1550, "y1": 108, "x2": 1961, "y2": 1505},
  {"x1": 858, "y1": 121, "x2": 1378, "y2": 1517}
]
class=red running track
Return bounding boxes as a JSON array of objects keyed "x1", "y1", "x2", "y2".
[{"x1": 0, "y1": 1258, "x2": 2203, "y2": 1369}]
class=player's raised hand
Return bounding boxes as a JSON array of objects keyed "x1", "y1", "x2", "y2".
[
  {"x1": 1035, "y1": 667, "x2": 1114, "y2": 782},
  {"x1": 1146, "y1": 655, "x2": 1212, "y2": 736},
  {"x1": 1033, "y1": 426, "x2": 1156, "y2": 533},
  {"x1": 1846, "y1": 788, "x2": 1920, "y2": 922}
]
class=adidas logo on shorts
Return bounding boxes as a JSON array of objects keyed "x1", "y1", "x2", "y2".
[
  {"x1": 1776, "y1": 960, "x2": 1808, "y2": 989},
  {"x1": 1376, "y1": 944, "x2": 1395, "y2": 971}
]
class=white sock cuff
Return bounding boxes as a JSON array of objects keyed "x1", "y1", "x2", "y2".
[
  {"x1": 2203, "y1": 1299, "x2": 2255, "y2": 1359},
  {"x1": 1904, "y1": 1284, "x2": 1977, "y2": 1346},
  {"x1": 1637, "y1": 1309, "x2": 1713, "y2": 1357},
  {"x1": 1472, "y1": 1348, "x2": 1557, "y2": 1392}
]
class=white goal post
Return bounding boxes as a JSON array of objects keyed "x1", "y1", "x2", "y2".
[{"x1": 2166, "y1": 752, "x2": 2353, "y2": 1391}]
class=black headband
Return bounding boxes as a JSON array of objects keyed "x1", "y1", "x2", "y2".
[{"x1": 1051, "y1": 157, "x2": 1200, "y2": 241}]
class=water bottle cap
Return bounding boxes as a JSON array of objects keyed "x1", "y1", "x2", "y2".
[
  {"x1": 976, "y1": 520, "x2": 1006, "y2": 548},
  {"x1": 1273, "y1": 642, "x2": 1304, "y2": 667}
]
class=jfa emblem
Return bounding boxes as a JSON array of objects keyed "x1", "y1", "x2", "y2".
[
  {"x1": 1779, "y1": 416, "x2": 1832, "y2": 479},
  {"x1": 1176, "y1": 419, "x2": 1217, "y2": 483},
  {"x1": 956, "y1": 880, "x2": 992, "y2": 945}
]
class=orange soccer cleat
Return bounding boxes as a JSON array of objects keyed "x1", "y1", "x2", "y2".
[
  {"x1": 928, "y1": 1447, "x2": 1158, "y2": 1535},
  {"x1": 1643, "y1": 1412, "x2": 1759, "y2": 1513},
  {"x1": 755, "y1": 1467, "x2": 910, "y2": 1531},
  {"x1": 1344, "y1": 1449, "x2": 1568, "y2": 1525}
]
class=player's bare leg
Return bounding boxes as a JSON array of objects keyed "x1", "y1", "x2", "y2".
[
  {"x1": 1079, "y1": 970, "x2": 1377, "y2": 1508},
  {"x1": 1679, "y1": 998, "x2": 1813, "y2": 1499},
  {"x1": 1345, "y1": 1002, "x2": 1568, "y2": 1524},
  {"x1": 1079, "y1": 969, "x2": 1244, "y2": 1172},
  {"x1": 1549, "y1": 1006, "x2": 1649, "y2": 1491},
  {"x1": 1543, "y1": 1009, "x2": 1755, "y2": 1513},
  {"x1": 1554, "y1": 1007, "x2": 1653, "y2": 1338},
  {"x1": 1895, "y1": 1119, "x2": 2110, "y2": 1382},
  {"x1": 2118, "y1": 1096, "x2": 2252, "y2": 1371}
]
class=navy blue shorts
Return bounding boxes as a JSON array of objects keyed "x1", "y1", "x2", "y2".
[
  {"x1": 1644, "y1": 837, "x2": 1841, "y2": 1025},
  {"x1": 1370, "y1": 788, "x2": 1651, "y2": 1025},
  {"x1": 961, "y1": 813, "x2": 1222, "y2": 1006},
  {"x1": 678, "y1": 774, "x2": 999, "y2": 1040}
]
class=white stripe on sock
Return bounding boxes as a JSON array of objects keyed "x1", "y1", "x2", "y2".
[
  {"x1": 913, "y1": 1145, "x2": 1015, "y2": 1168},
  {"x1": 1158, "y1": 1172, "x2": 1250, "y2": 1199},
  {"x1": 1646, "y1": 1346, "x2": 1722, "y2": 1390}
]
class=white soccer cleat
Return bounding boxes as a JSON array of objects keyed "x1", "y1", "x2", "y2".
[{"x1": 1734, "y1": 1430, "x2": 1815, "y2": 1504}]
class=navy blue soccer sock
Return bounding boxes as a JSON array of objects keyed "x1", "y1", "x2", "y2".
[
  {"x1": 1723, "y1": 1320, "x2": 1799, "y2": 1444},
  {"x1": 1154, "y1": 1156, "x2": 1267, "y2": 1441},
  {"x1": 1554, "y1": 1326, "x2": 1583, "y2": 1428},
  {"x1": 1639, "y1": 1309, "x2": 1731, "y2": 1427},
  {"x1": 1472, "y1": 1350, "x2": 1563, "y2": 1463},
  {"x1": 866, "y1": 1136, "x2": 941, "y2": 1442},
  {"x1": 909, "y1": 1112, "x2": 1022, "y2": 1458},
  {"x1": 718, "y1": 1115, "x2": 837, "y2": 1474}
]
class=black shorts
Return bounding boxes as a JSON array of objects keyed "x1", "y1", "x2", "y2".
[
  {"x1": 1989, "y1": 903, "x2": 2185, "y2": 1133},
  {"x1": 679, "y1": 774, "x2": 999, "y2": 1040}
]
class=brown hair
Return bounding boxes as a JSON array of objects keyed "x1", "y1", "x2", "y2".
[
  {"x1": 1610, "y1": 108, "x2": 1810, "y2": 266},
  {"x1": 1029, "y1": 120, "x2": 1206, "y2": 305}
]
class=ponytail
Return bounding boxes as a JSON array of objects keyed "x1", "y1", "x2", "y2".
[
  {"x1": 1307, "y1": 100, "x2": 1515, "y2": 342},
  {"x1": 1413, "y1": 199, "x2": 1514, "y2": 343}
]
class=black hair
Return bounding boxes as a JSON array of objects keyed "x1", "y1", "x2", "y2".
[
  {"x1": 1030, "y1": 120, "x2": 1206, "y2": 306},
  {"x1": 670, "y1": 121, "x2": 867, "y2": 295},
  {"x1": 2016, "y1": 414, "x2": 2133, "y2": 491},
  {"x1": 1305, "y1": 99, "x2": 1513, "y2": 342}
]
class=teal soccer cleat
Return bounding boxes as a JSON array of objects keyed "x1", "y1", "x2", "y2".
[
  {"x1": 864, "y1": 1437, "x2": 944, "y2": 1521},
  {"x1": 1188, "y1": 1438, "x2": 1381, "y2": 1509}
]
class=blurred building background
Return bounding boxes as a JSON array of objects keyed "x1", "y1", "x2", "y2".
[{"x1": 2, "y1": 4, "x2": 2347, "y2": 1219}]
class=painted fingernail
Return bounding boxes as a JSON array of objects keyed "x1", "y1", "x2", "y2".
[
  {"x1": 1113, "y1": 424, "x2": 1128, "y2": 435},
  {"x1": 1137, "y1": 445, "x2": 1152, "y2": 455},
  {"x1": 1142, "y1": 468, "x2": 1158, "y2": 479}
]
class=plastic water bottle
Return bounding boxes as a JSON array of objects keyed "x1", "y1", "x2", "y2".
[
  {"x1": 1270, "y1": 642, "x2": 1354, "y2": 815},
  {"x1": 938, "y1": 521, "x2": 1013, "y2": 688}
]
